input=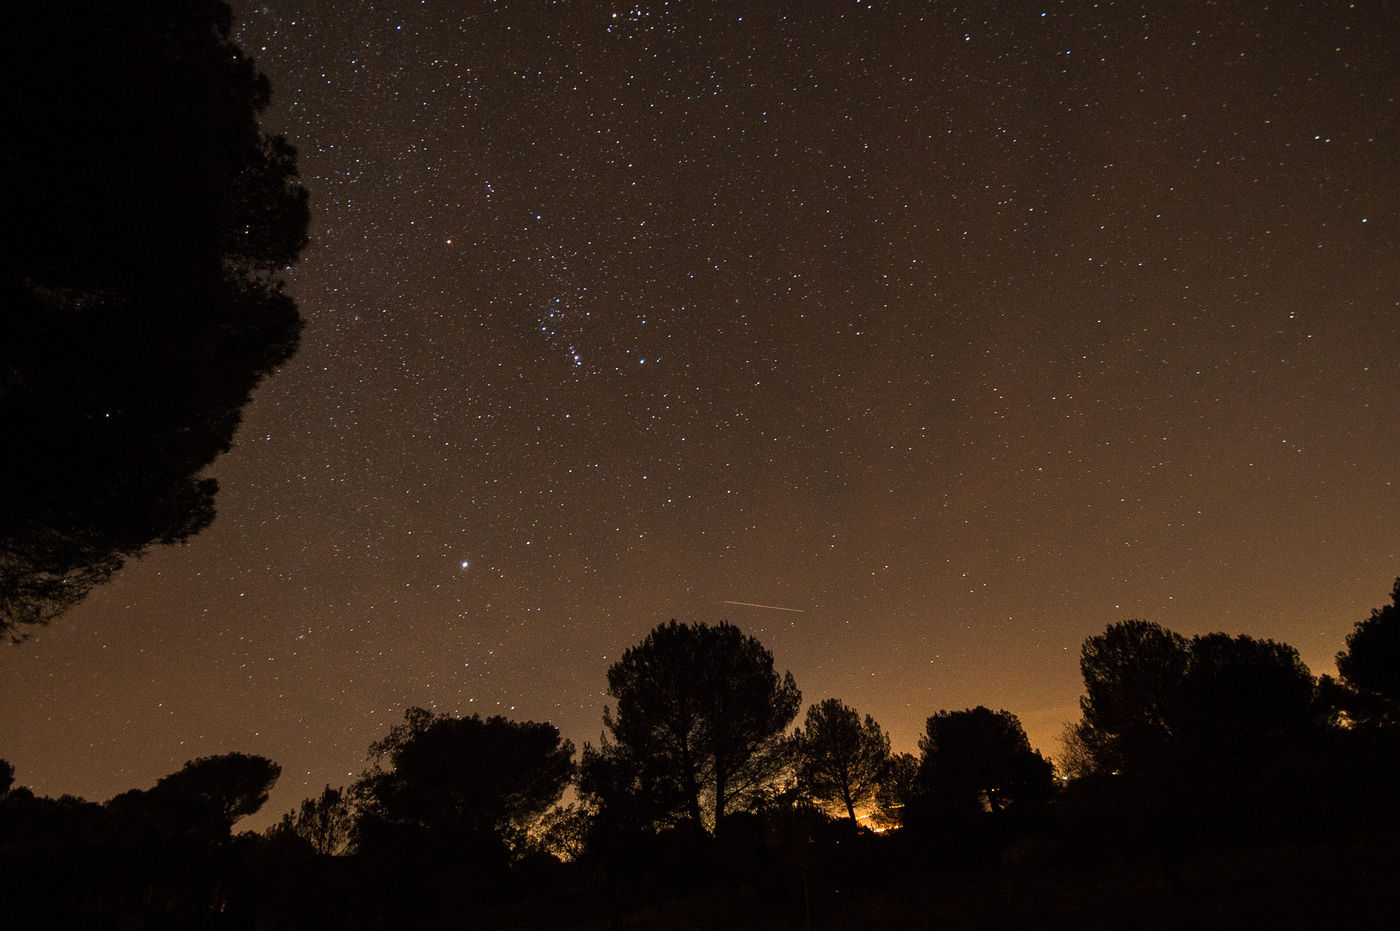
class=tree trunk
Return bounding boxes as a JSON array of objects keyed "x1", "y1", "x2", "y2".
[
  {"x1": 713, "y1": 767, "x2": 727, "y2": 836},
  {"x1": 681, "y1": 746, "x2": 705, "y2": 837}
]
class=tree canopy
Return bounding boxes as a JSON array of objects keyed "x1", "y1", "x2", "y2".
[
  {"x1": 794, "y1": 698, "x2": 891, "y2": 822},
  {"x1": 352, "y1": 708, "x2": 575, "y2": 859},
  {"x1": 873, "y1": 751, "x2": 919, "y2": 830},
  {"x1": 1073, "y1": 621, "x2": 1321, "y2": 781},
  {"x1": 1077, "y1": 619, "x2": 1190, "y2": 777},
  {"x1": 269, "y1": 784, "x2": 353, "y2": 856},
  {"x1": 595, "y1": 620, "x2": 801, "y2": 836},
  {"x1": 1178, "y1": 632, "x2": 1317, "y2": 747},
  {"x1": 2, "y1": 0, "x2": 308, "y2": 639},
  {"x1": 106, "y1": 751, "x2": 281, "y2": 844},
  {"x1": 1336, "y1": 577, "x2": 1400, "y2": 720},
  {"x1": 913, "y1": 706, "x2": 1053, "y2": 821}
]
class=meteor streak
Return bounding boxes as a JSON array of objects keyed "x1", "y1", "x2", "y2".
[{"x1": 723, "y1": 600, "x2": 805, "y2": 613}]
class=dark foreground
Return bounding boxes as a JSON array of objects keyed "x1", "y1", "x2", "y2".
[
  {"x1": 438, "y1": 832, "x2": 1398, "y2": 931},
  {"x1": 9, "y1": 812, "x2": 1394, "y2": 930}
]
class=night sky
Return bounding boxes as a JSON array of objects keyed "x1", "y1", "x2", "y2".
[{"x1": 3, "y1": 0, "x2": 1397, "y2": 828}]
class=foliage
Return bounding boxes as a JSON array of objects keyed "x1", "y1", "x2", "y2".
[
  {"x1": 1073, "y1": 621, "x2": 1323, "y2": 780},
  {"x1": 1336, "y1": 577, "x2": 1400, "y2": 721},
  {"x1": 2, "y1": 0, "x2": 308, "y2": 638},
  {"x1": 1077, "y1": 619, "x2": 1190, "y2": 777},
  {"x1": 872, "y1": 751, "x2": 918, "y2": 830},
  {"x1": 352, "y1": 707, "x2": 575, "y2": 860},
  {"x1": 268, "y1": 784, "x2": 353, "y2": 856},
  {"x1": 105, "y1": 752, "x2": 281, "y2": 845},
  {"x1": 577, "y1": 736, "x2": 673, "y2": 841},
  {"x1": 531, "y1": 803, "x2": 595, "y2": 863},
  {"x1": 1179, "y1": 632, "x2": 1317, "y2": 748},
  {"x1": 1067, "y1": 618, "x2": 1340, "y2": 841},
  {"x1": 1056, "y1": 720, "x2": 1106, "y2": 780},
  {"x1": 913, "y1": 707, "x2": 1054, "y2": 821},
  {"x1": 157, "y1": 753, "x2": 282, "y2": 826},
  {"x1": 598, "y1": 620, "x2": 801, "y2": 836},
  {"x1": 793, "y1": 698, "x2": 891, "y2": 822},
  {"x1": 0, "y1": 754, "x2": 280, "y2": 926}
]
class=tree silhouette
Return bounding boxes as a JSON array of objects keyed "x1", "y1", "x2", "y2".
[
  {"x1": 1073, "y1": 622, "x2": 1322, "y2": 779},
  {"x1": 1068, "y1": 618, "x2": 1337, "y2": 843},
  {"x1": 914, "y1": 707, "x2": 1053, "y2": 821},
  {"x1": 352, "y1": 708, "x2": 574, "y2": 860},
  {"x1": 2, "y1": 0, "x2": 308, "y2": 639},
  {"x1": 872, "y1": 751, "x2": 918, "y2": 830},
  {"x1": 1336, "y1": 577, "x2": 1400, "y2": 723},
  {"x1": 1175, "y1": 632, "x2": 1323, "y2": 834},
  {"x1": 600, "y1": 620, "x2": 801, "y2": 836},
  {"x1": 1057, "y1": 719, "x2": 1108, "y2": 780},
  {"x1": 577, "y1": 736, "x2": 679, "y2": 844},
  {"x1": 1178, "y1": 633, "x2": 1317, "y2": 749},
  {"x1": 1076, "y1": 619, "x2": 1190, "y2": 777},
  {"x1": 793, "y1": 698, "x2": 891, "y2": 822},
  {"x1": 269, "y1": 784, "x2": 353, "y2": 856},
  {"x1": 532, "y1": 803, "x2": 594, "y2": 863},
  {"x1": 107, "y1": 752, "x2": 282, "y2": 844}
]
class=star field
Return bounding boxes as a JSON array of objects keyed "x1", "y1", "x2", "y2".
[{"x1": 2, "y1": 1, "x2": 1397, "y2": 826}]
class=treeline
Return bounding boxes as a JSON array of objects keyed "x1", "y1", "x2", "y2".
[{"x1": 3, "y1": 579, "x2": 1398, "y2": 928}]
